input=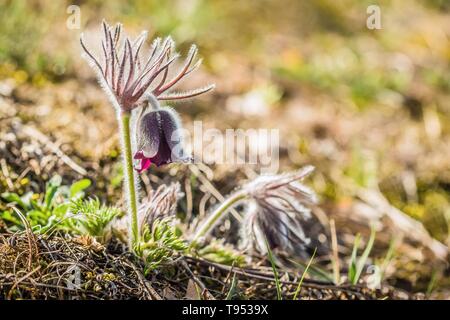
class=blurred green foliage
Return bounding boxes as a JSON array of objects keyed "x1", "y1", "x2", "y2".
[
  {"x1": 0, "y1": 0, "x2": 70, "y2": 83},
  {"x1": 196, "y1": 238, "x2": 245, "y2": 266}
]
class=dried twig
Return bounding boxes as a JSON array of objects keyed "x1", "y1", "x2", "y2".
[
  {"x1": 329, "y1": 219, "x2": 341, "y2": 285},
  {"x1": 356, "y1": 188, "x2": 448, "y2": 260},
  {"x1": 20, "y1": 124, "x2": 87, "y2": 175}
]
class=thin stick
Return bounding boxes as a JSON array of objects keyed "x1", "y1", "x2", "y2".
[
  {"x1": 329, "y1": 219, "x2": 341, "y2": 285},
  {"x1": 184, "y1": 177, "x2": 193, "y2": 223},
  {"x1": 180, "y1": 259, "x2": 215, "y2": 300},
  {"x1": 21, "y1": 125, "x2": 87, "y2": 175},
  {"x1": 127, "y1": 261, "x2": 162, "y2": 300},
  {"x1": 7, "y1": 266, "x2": 41, "y2": 299}
]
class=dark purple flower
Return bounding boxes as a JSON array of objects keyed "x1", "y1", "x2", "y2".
[{"x1": 134, "y1": 102, "x2": 191, "y2": 172}]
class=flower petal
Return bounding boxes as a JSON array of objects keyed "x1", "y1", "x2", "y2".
[
  {"x1": 138, "y1": 158, "x2": 152, "y2": 173},
  {"x1": 134, "y1": 152, "x2": 152, "y2": 173},
  {"x1": 159, "y1": 108, "x2": 191, "y2": 162},
  {"x1": 134, "y1": 150, "x2": 145, "y2": 159},
  {"x1": 138, "y1": 111, "x2": 162, "y2": 158}
]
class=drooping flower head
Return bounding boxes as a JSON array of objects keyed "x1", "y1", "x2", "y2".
[
  {"x1": 80, "y1": 20, "x2": 214, "y2": 113},
  {"x1": 133, "y1": 94, "x2": 192, "y2": 172},
  {"x1": 240, "y1": 166, "x2": 328, "y2": 260}
]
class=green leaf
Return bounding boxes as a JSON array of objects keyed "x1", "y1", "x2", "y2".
[
  {"x1": 68, "y1": 198, "x2": 120, "y2": 241},
  {"x1": 53, "y1": 203, "x2": 70, "y2": 217},
  {"x1": 348, "y1": 234, "x2": 360, "y2": 284},
  {"x1": 1, "y1": 192, "x2": 27, "y2": 209},
  {"x1": 197, "y1": 239, "x2": 245, "y2": 266},
  {"x1": 70, "y1": 179, "x2": 91, "y2": 198},
  {"x1": 44, "y1": 175, "x2": 62, "y2": 210},
  {"x1": 354, "y1": 226, "x2": 376, "y2": 285},
  {"x1": 0, "y1": 210, "x2": 22, "y2": 225},
  {"x1": 26, "y1": 209, "x2": 49, "y2": 226},
  {"x1": 29, "y1": 198, "x2": 43, "y2": 212}
]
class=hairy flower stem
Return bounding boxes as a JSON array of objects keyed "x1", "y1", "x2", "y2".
[
  {"x1": 120, "y1": 112, "x2": 139, "y2": 250},
  {"x1": 191, "y1": 190, "x2": 248, "y2": 246}
]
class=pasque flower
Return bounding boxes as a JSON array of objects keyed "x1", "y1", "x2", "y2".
[
  {"x1": 192, "y1": 166, "x2": 327, "y2": 261},
  {"x1": 134, "y1": 95, "x2": 192, "y2": 173},
  {"x1": 81, "y1": 20, "x2": 213, "y2": 250},
  {"x1": 80, "y1": 20, "x2": 214, "y2": 112},
  {"x1": 239, "y1": 165, "x2": 326, "y2": 260}
]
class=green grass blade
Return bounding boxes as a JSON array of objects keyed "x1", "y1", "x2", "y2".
[
  {"x1": 426, "y1": 270, "x2": 438, "y2": 297},
  {"x1": 293, "y1": 248, "x2": 317, "y2": 300},
  {"x1": 289, "y1": 258, "x2": 334, "y2": 283},
  {"x1": 264, "y1": 237, "x2": 282, "y2": 300},
  {"x1": 379, "y1": 236, "x2": 397, "y2": 280},
  {"x1": 348, "y1": 233, "x2": 360, "y2": 284},
  {"x1": 225, "y1": 273, "x2": 239, "y2": 300},
  {"x1": 353, "y1": 225, "x2": 376, "y2": 285}
]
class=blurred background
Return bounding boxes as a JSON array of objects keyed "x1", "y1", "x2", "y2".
[{"x1": 0, "y1": 0, "x2": 449, "y2": 297}]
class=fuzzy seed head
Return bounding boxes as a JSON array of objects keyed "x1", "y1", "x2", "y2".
[{"x1": 240, "y1": 166, "x2": 327, "y2": 260}]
